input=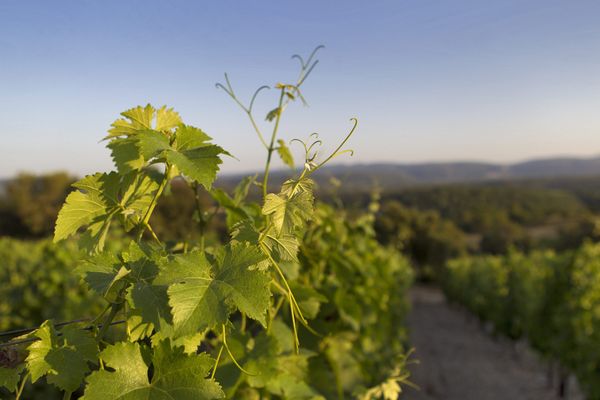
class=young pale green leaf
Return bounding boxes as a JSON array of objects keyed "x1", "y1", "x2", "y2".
[
  {"x1": 280, "y1": 177, "x2": 315, "y2": 198},
  {"x1": 105, "y1": 105, "x2": 181, "y2": 172},
  {"x1": 26, "y1": 322, "x2": 55, "y2": 383},
  {"x1": 165, "y1": 145, "x2": 226, "y2": 190},
  {"x1": 276, "y1": 139, "x2": 295, "y2": 169},
  {"x1": 262, "y1": 191, "x2": 313, "y2": 237},
  {"x1": 106, "y1": 106, "x2": 226, "y2": 186},
  {"x1": 107, "y1": 138, "x2": 146, "y2": 173},
  {"x1": 82, "y1": 341, "x2": 223, "y2": 400},
  {"x1": 262, "y1": 229, "x2": 300, "y2": 263},
  {"x1": 135, "y1": 129, "x2": 170, "y2": 159},
  {"x1": 54, "y1": 172, "x2": 159, "y2": 251},
  {"x1": 53, "y1": 173, "x2": 114, "y2": 244},
  {"x1": 107, "y1": 104, "x2": 181, "y2": 138},
  {"x1": 156, "y1": 243, "x2": 270, "y2": 337},
  {"x1": 175, "y1": 124, "x2": 213, "y2": 150},
  {"x1": 155, "y1": 106, "x2": 183, "y2": 132}
]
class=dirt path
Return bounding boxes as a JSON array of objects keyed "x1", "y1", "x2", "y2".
[{"x1": 402, "y1": 286, "x2": 568, "y2": 400}]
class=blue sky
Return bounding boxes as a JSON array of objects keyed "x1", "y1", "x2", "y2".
[{"x1": 1, "y1": 0, "x2": 600, "y2": 177}]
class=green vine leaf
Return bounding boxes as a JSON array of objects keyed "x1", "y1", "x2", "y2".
[
  {"x1": 107, "y1": 105, "x2": 181, "y2": 138},
  {"x1": 0, "y1": 364, "x2": 24, "y2": 392},
  {"x1": 265, "y1": 107, "x2": 281, "y2": 122},
  {"x1": 277, "y1": 139, "x2": 295, "y2": 169},
  {"x1": 165, "y1": 143, "x2": 226, "y2": 190},
  {"x1": 54, "y1": 172, "x2": 160, "y2": 251},
  {"x1": 26, "y1": 322, "x2": 98, "y2": 393},
  {"x1": 136, "y1": 129, "x2": 170, "y2": 160},
  {"x1": 77, "y1": 252, "x2": 127, "y2": 301},
  {"x1": 262, "y1": 229, "x2": 300, "y2": 263},
  {"x1": 174, "y1": 124, "x2": 213, "y2": 150},
  {"x1": 129, "y1": 123, "x2": 227, "y2": 189},
  {"x1": 82, "y1": 341, "x2": 223, "y2": 400},
  {"x1": 107, "y1": 138, "x2": 146, "y2": 173},
  {"x1": 263, "y1": 190, "x2": 313, "y2": 237},
  {"x1": 156, "y1": 243, "x2": 270, "y2": 337}
]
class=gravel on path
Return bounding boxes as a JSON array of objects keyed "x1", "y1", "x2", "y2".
[{"x1": 402, "y1": 285, "x2": 574, "y2": 400}]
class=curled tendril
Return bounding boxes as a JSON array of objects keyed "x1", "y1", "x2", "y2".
[
  {"x1": 290, "y1": 138, "x2": 308, "y2": 155},
  {"x1": 292, "y1": 45, "x2": 325, "y2": 87},
  {"x1": 249, "y1": 85, "x2": 270, "y2": 112},
  {"x1": 307, "y1": 139, "x2": 323, "y2": 155},
  {"x1": 308, "y1": 118, "x2": 358, "y2": 174},
  {"x1": 290, "y1": 134, "x2": 324, "y2": 166},
  {"x1": 216, "y1": 73, "x2": 270, "y2": 149},
  {"x1": 216, "y1": 74, "x2": 271, "y2": 115}
]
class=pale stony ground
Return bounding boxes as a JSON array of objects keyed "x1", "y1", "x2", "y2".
[{"x1": 403, "y1": 286, "x2": 583, "y2": 400}]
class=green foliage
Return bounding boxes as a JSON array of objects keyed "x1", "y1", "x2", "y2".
[
  {"x1": 442, "y1": 244, "x2": 600, "y2": 399},
  {"x1": 276, "y1": 140, "x2": 295, "y2": 169},
  {"x1": 27, "y1": 322, "x2": 98, "y2": 393},
  {"x1": 375, "y1": 200, "x2": 467, "y2": 273},
  {"x1": 156, "y1": 244, "x2": 270, "y2": 337},
  {"x1": 1, "y1": 172, "x2": 75, "y2": 237},
  {"x1": 298, "y1": 200, "x2": 414, "y2": 398},
  {"x1": 0, "y1": 48, "x2": 413, "y2": 400},
  {"x1": 83, "y1": 341, "x2": 223, "y2": 400},
  {"x1": 54, "y1": 172, "x2": 160, "y2": 251},
  {"x1": 389, "y1": 184, "x2": 588, "y2": 230},
  {"x1": 383, "y1": 184, "x2": 592, "y2": 253},
  {"x1": 0, "y1": 238, "x2": 103, "y2": 332}
]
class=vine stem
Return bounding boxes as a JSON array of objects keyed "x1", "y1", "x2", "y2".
[
  {"x1": 261, "y1": 244, "x2": 310, "y2": 353},
  {"x1": 308, "y1": 118, "x2": 358, "y2": 175},
  {"x1": 262, "y1": 89, "x2": 286, "y2": 199},
  {"x1": 137, "y1": 165, "x2": 172, "y2": 242},
  {"x1": 143, "y1": 221, "x2": 161, "y2": 245},
  {"x1": 267, "y1": 295, "x2": 286, "y2": 333},
  {"x1": 98, "y1": 303, "x2": 121, "y2": 341},
  {"x1": 15, "y1": 372, "x2": 29, "y2": 400},
  {"x1": 221, "y1": 325, "x2": 256, "y2": 376},
  {"x1": 210, "y1": 345, "x2": 224, "y2": 380},
  {"x1": 240, "y1": 313, "x2": 247, "y2": 333}
]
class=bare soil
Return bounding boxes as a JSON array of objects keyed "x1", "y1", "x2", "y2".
[{"x1": 402, "y1": 285, "x2": 575, "y2": 400}]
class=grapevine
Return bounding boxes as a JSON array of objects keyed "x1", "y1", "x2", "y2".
[{"x1": 0, "y1": 48, "x2": 413, "y2": 400}]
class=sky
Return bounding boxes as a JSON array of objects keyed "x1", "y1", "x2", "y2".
[{"x1": 1, "y1": 0, "x2": 600, "y2": 178}]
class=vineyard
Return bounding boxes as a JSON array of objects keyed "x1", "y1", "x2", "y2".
[
  {"x1": 443, "y1": 245, "x2": 600, "y2": 398},
  {"x1": 0, "y1": 50, "x2": 414, "y2": 400},
  {"x1": 1, "y1": 45, "x2": 600, "y2": 400}
]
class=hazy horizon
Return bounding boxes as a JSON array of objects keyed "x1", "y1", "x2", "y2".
[
  {"x1": 2, "y1": 0, "x2": 600, "y2": 178},
  {"x1": 3, "y1": 153, "x2": 600, "y2": 180}
]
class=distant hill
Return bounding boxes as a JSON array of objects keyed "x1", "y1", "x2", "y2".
[{"x1": 217, "y1": 156, "x2": 600, "y2": 191}]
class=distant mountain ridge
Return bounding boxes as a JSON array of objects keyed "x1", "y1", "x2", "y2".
[
  {"x1": 217, "y1": 156, "x2": 600, "y2": 190},
  {"x1": 3, "y1": 156, "x2": 600, "y2": 193}
]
